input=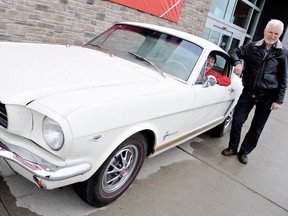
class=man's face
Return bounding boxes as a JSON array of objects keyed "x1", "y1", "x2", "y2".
[{"x1": 264, "y1": 25, "x2": 283, "y2": 45}]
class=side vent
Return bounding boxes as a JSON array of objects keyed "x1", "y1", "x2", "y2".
[{"x1": 0, "y1": 102, "x2": 8, "y2": 128}]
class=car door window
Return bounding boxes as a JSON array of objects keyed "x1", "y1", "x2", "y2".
[{"x1": 197, "y1": 52, "x2": 232, "y2": 85}]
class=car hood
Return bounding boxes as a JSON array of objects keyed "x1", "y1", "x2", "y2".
[{"x1": 0, "y1": 42, "x2": 163, "y2": 105}]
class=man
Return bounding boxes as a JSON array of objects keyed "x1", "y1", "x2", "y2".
[
  {"x1": 222, "y1": 19, "x2": 288, "y2": 164},
  {"x1": 205, "y1": 53, "x2": 231, "y2": 86}
]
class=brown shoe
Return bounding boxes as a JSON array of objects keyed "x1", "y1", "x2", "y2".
[
  {"x1": 237, "y1": 153, "x2": 248, "y2": 164},
  {"x1": 221, "y1": 148, "x2": 237, "y2": 156}
]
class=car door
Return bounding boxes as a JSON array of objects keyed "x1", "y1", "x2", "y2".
[{"x1": 184, "y1": 52, "x2": 236, "y2": 133}]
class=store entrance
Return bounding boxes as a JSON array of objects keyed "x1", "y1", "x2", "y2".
[{"x1": 203, "y1": 18, "x2": 244, "y2": 51}]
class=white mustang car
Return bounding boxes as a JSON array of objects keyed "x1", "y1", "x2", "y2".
[{"x1": 0, "y1": 22, "x2": 242, "y2": 207}]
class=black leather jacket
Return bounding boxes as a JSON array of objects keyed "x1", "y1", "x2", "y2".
[{"x1": 228, "y1": 39, "x2": 288, "y2": 104}]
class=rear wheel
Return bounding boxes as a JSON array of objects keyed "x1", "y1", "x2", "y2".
[{"x1": 74, "y1": 133, "x2": 147, "y2": 207}]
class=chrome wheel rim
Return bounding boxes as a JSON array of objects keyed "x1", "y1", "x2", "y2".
[
  {"x1": 224, "y1": 110, "x2": 233, "y2": 130},
  {"x1": 102, "y1": 144, "x2": 139, "y2": 193}
]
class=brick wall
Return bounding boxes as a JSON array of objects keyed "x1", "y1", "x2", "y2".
[{"x1": 0, "y1": 0, "x2": 211, "y2": 46}]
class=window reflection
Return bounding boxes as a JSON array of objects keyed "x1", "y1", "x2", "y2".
[
  {"x1": 247, "y1": 0, "x2": 256, "y2": 4},
  {"x1": 232, "y1": 1, "x2": 252, "y2": 28},
  {"x1": 209, "y1": 0, "x2": 262, "y2": 30},
  {"x1": 256, "y1": 0, "x2": 265, "y2": 8},
  {"x1": 209, "y1": 0, "x2": 229, "y2": 19},
  {"x1": 224, "y1": 0, "x2": 237, "y2": 22},
  {"x1": 220, "y1": 35, "x2": 230, "y2": 51},
  {"x1": 247, "y1": 9, "x2": 260, "y2": 35},
  {"x1": 230, "y1": 38, "x2": 240, "y2": 49},
  {"x1": 206, "y1": 0, "x2": 264, "y2": 50}
]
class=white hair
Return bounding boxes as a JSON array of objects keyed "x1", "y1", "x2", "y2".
[{"x1": 265, "y1": 19, "x2": 284, "y2": 33}]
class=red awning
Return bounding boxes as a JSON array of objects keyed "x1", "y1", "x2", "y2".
[{"x1": 109, "y1": 0, "x2": 183, "y2": 23}]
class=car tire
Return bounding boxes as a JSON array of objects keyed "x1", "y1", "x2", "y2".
[
  {"x1": 74, "y1": 133, "x2": 147, "y2": 207},
  {"x1": 210, "y1": 109, "x2": 234, "y2": 137}
]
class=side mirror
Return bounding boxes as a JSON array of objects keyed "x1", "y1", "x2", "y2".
[{"x1": 203, "y1": 75, "x2": 217, "y2": 87}]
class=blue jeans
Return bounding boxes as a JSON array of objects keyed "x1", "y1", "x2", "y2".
[{"x1": 228, "y1": 90, "x2": 274, "y2": 155}]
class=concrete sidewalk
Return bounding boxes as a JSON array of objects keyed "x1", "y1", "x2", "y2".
[
  {"x1": 1, "y1": 94, "x2": 288, "y2": 216},
  {"x1": 92, "y1": 96, "x2": 288, "y2": 216}
]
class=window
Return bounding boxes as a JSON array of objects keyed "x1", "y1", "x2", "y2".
[
  {"x1": 232, "y1": 0, "x2": 252, "y2": 29},
  {"x1": 197, "y1": 52, "x2": 232, "y2": 85},
  {"x1": 85, "y1": 24, "x2": 203, "y2": 81},
  {"x1": 209, "y1": 0, "x2": 230, "y2": 19}
]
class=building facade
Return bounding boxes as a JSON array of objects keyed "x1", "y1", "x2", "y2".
[
  {"x1": 203, "y1": 0, "x2": 288, "y2": 51},
  {"x1": 0, "y1": 0, "x2": 211, "y2": 46},
  {"x1": 203, "y1": 0, "x2": 265, "y2": 51},
  {"x1": 0, "y1": 0, "x2": 286, "y2": 48}
]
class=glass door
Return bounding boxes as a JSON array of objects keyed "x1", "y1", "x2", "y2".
[
  {"x1": 203, "y1": 16, "x2": 243, "y2": 51},
  {"x1": 204, "y1": 0, "x2": 265, "y2": 50}
]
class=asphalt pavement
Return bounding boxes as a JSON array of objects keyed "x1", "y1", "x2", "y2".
[{"x1": 1, "y1": 94, "x2": 288, "y2": 216}]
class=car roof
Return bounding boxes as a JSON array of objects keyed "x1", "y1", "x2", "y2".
[{"x1": 120, "y1": 22, "x2": 225, "y2": 53}]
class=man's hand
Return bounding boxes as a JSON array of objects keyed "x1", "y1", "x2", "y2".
[
  {"x1": 233, "y1": 64, "x2": 243, "y2": 76},
  {"x1": 271, "y1": 102, "x2": 281, "y2": 111}
]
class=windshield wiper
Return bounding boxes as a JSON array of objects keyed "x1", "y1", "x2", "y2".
[
  {"x1": 87, "y1": 44, "x2": 113, "y2": 57},
  {"x1": 128, "y1": 52, "x2": 166, "y2": 77}
]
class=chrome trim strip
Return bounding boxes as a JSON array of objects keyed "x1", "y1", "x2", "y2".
[
  {"x1": 0, "y1": 141, "x2": 91, "y2": 181},
  {"x1": 155, "y1": 118, "x2": 224, "y2": 153}
]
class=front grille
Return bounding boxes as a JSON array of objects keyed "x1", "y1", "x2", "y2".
[{"x1": 0, "y1": 102, "x2": 8, "y2": 128}]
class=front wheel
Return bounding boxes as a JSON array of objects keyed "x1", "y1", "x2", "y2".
[
  {"x1": 210, "y1": 109, "x2": 234, "y2": 137},
  {"x1": 74, "y1": 133, "x2": 147, "y2": 207}
]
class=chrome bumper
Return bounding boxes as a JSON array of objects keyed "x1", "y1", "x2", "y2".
[{"x1": 0, "y1": 141, "x2": 91, "y2": 185}]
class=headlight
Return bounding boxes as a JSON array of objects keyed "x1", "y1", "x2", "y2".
[{"x1": 42, "y1": 116, "x2": 64, "y2": 151}]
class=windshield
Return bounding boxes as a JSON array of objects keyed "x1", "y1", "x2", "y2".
[{"x1": 84, "y1": 24, "x2": 203, "y2": 81}]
